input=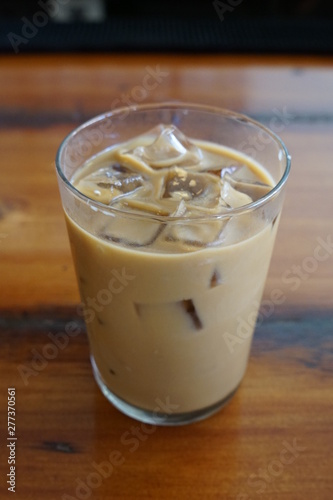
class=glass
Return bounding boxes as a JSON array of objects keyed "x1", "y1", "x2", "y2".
[{"x1": 55, "y1": 103, "x2": 290, "y2": 425}]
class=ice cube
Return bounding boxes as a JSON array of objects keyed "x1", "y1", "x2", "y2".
[
  {"x1": 125, "y1": 124, "x2": 203, "y2": 169},
  {"x1": 133, "y1": 298, "x2": 203, "y2": 334},
  {"x1": 223, "y1": 173, "x2": 272, "y2": 202},
  {"x1": 220, "y1": 175, "x2": 254, "y2": 208},
  {"x1": 112, "y1": 175, "x2": 180, "y2": 216},
  {"x1": 112, "y1": 165, "x2": 230, "y2": 219},
  {"x1": 159, "y1": 168, "x2": 231, "y2": 248},
  {"x1": 99, "y1": 216, "x2": 164, "y2": 248},
  {"x1": 75, "y1": 164, "x2": 145, "y2": 205},
  {"x1": 164, "y1": 216, "x2": 229, "y2": 249},
  {"x1": 162, "y1": 167, "x2": 222, "y2": 209},
  {"x1": 170, "y1": 199, "x2": 187, "y2": 217},
  {"x1": 115, "y1": 197, "x2": 176, "y2": 217}
]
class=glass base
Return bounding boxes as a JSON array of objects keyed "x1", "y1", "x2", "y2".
[{"x1": 91, "y1": 356, "x2": 239, "y2": 426}]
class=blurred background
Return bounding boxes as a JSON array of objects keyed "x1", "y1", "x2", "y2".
[{"x1": 1, "y1": 0, "x2": 333, "y2": 53}]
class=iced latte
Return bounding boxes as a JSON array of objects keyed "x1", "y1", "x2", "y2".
[{"x1": 56, "y1": 104, "x2": 290, "y2": 425}]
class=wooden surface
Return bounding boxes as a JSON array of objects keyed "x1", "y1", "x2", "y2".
[{"x1": 0, "y1": 54, "x2": 333, "y2": 500}]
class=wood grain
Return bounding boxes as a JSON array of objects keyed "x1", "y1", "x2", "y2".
[
  {"x1": 0, "y1": 54, "x2": 332, "y2": 500},
  {"x1": 1, "y1": 313, "x2": 332, "y2": 499}
]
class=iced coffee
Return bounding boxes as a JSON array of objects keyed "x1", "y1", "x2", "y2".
[{"x1": 56, "y1": 105, "x2": 290, "y2": 425}]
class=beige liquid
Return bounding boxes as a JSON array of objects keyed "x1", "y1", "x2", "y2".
[{"x1": 66, "y1": 130, "x2": 278, "y2": 414}]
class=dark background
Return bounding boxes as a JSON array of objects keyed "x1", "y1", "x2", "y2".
[
  {"x1": 1, "y1": 0, "x2": 333, "y2": 52},
  {"x1": 2, "y1": 0, "x2": 333, "y2": 19}
]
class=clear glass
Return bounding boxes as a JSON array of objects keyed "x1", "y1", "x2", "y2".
[{"x1": 56, "y1": 103, "x2": 291, "y2": 425}]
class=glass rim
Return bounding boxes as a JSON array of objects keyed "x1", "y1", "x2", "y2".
[{"x1": 55, "y1": 101, "x2": 291, "y2": 222}]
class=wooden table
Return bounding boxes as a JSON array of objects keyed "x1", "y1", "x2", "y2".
[{"x1": 0, "y1": 54, "x2": 332, "y2": 500}]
